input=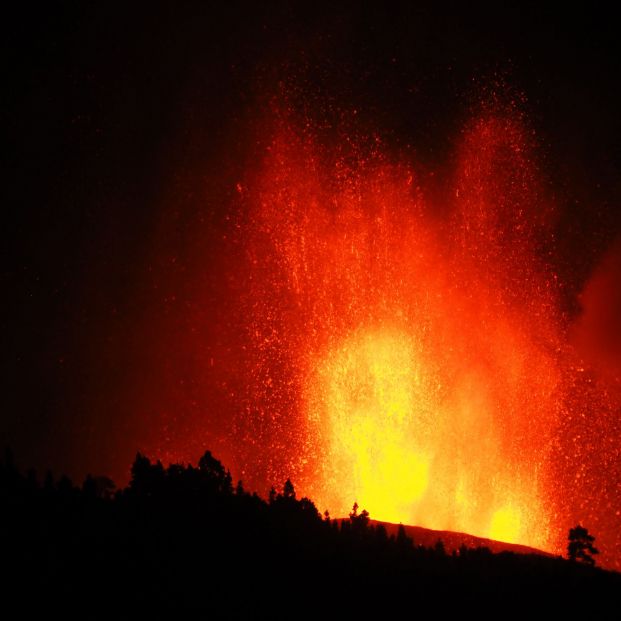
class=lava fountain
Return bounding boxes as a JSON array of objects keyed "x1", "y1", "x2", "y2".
[{"x1": 231, "y1": 98, "x2": 580, "y2": 555}]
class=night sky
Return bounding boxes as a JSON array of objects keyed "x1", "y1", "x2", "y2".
[{"x1": 4, "y1": 2, "x2": 621, "y2": 561}]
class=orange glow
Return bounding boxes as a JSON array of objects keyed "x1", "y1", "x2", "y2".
[{"x1": 239, "y1": 100, "x2": 565, "y2": 554}]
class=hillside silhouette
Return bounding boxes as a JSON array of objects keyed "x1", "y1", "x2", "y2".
[
  {"x1": 2, "y1": 448, "x2": 619, "y2": 617},
  {"x1": 370, "y1": 520, "x2": 554, "y2": 557}
]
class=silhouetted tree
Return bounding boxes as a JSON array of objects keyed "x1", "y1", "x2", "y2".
[
  {"x1": 350, "y1": 501, "x2": 358, "y2": 518},
  {"x1": 283, "y1": 479, "x2": 296, "y2": 499},
  {"x1": 82, "y1": 474, "x2": 97, "y2": 498},
  {"x1": 568, "y1": 525, "x2": 599, "y2": 566},
  {"x1": 396, "y1": 523, "x2": 412, "y2": 549},
  {"x1": 130, "y1": 453, "x2": 165, "y2": 496},
  {"x1": 349, "y1": 502, "x2": 370, "y2": 532},
  {"x1": 57, "y1": 474, "x2": 72, "y2": 493},
  {"x1": 269, "y1": 486, "x2": 277, "y2": 504},
  {"x1": 297, "y1": 497, "x2": 321, "y2": 522},
  {"x1": 91, "y1": 475, "x2": 115, "y2": 499},
  {"x1": 198, "y1": 450, "x2": 233, "y2": 495},
  {"x1": 434, "y1": 539, "x2": 446, "y2": 556},
  {"x1": 375, "y1": 523, "x2": 388, "y2": 544}
]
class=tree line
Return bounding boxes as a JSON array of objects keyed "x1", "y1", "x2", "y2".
[{"x1": 0, "y1": 447, "x2": 616, "y2": 616}]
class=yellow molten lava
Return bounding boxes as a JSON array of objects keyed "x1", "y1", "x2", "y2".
[
  {"x1": 490, "y1": 506, "x2": 522, "y2": 544},
  {"x1": 314, "y1": 330, "x2": 432, "y2": 523},
  {"x1": 306, "y1": 328, "x2": 551, "y2": 550}
]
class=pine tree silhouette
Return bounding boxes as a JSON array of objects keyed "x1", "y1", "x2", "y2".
[{"x1": 568, "y1": 525, "x2": 599, "y2": 566}]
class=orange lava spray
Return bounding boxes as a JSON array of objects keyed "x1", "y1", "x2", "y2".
[{"x1": 232, "y1": 97, "x2": 587, "y2": 556}]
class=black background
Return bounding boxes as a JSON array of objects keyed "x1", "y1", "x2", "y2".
[{"x1": 3, "y1": 1, "x2": 621, "y2": 482}]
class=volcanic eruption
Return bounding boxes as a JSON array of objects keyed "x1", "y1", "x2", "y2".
[
  {"x1": 8, "y1": 8, "x2": 621, "y2": 616},
  {"x1": 208, "y1": 90, "x2": 621, "y2": 565}
]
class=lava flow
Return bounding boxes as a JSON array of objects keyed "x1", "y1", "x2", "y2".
[{"x1": 227, "y1": 96, "x2": 619, "y2": 561}]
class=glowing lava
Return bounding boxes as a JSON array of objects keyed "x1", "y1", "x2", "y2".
[
  {"x1": 313, "y1": 330, "x2": 431, "y2": 523},
  {"x1": 233, "y1": 98, "x2": 588, "y2": 555}
]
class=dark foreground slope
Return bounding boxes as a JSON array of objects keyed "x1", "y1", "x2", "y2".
[{"x1": 2, "y1": 450, "x2": 619, "y2": 617}]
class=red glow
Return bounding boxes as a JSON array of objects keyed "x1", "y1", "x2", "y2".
[
  {"x1": 130, "y1": 92, "x2": 621, "y2": 570},
  {"x1": 221, "y1": 97, "x2": 619, "y2": 563}
]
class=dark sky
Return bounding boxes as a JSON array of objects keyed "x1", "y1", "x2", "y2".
[{"x1": 3, "y1": 2, "x2": 621, "y2": 484}]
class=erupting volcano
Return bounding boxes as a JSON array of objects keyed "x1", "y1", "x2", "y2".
[
  {"x1": 216, "y1": 94, "x2": 621, "y2": 563},
  {"x1": 9, "y1": 6, "x2": 621, "y2": 615}
]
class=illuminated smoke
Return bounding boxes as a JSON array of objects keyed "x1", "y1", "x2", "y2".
[{"x1": 572, "y1": 239, "x2": 621, "y2": 379}]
